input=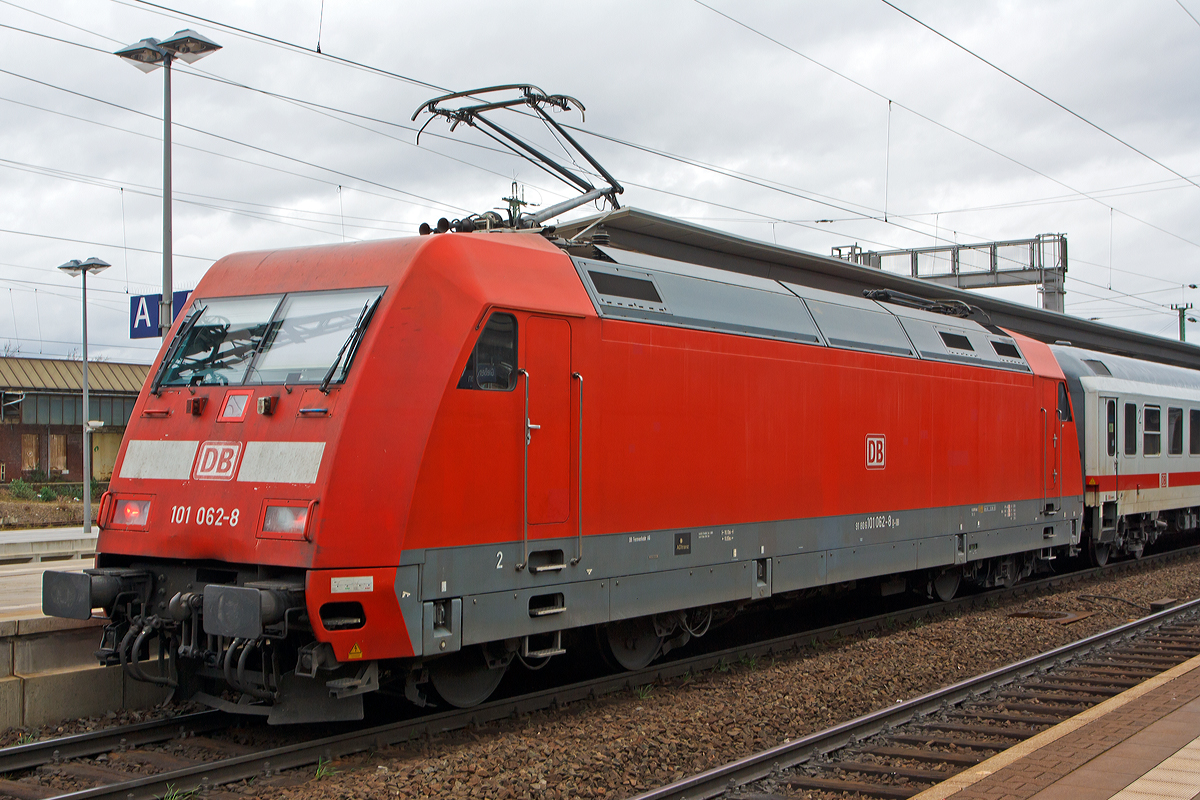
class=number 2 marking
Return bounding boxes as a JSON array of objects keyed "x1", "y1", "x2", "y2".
[{"x1": 496, "y1": 551, "x2": 504, "y2": 570}]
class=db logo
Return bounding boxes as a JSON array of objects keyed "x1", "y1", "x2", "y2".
[
  {"x1": 193, "y1": 441, "x2": 243, "y2": 481},
  {"x1": 865, "y1": 434, "x2": 886, "y2": 470}
]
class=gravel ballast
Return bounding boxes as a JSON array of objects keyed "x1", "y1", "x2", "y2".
[
  {"x1": 255, "y1": 556, "x2": 1200, "y2": 800},
  {"x1": 5, "y1": 555, "x2": 1199, "y2": 799}
]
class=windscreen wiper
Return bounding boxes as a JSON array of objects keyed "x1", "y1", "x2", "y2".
[
  {"x1": 149, "y1": 305, "x2": 204, "y2": 396},
  {"x1": 319, "y1": 295, "x2": 381, "y2": 394}
]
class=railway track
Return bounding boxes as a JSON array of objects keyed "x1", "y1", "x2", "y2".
[
  {"x1": 629, "y1": 598, "x2": 1200, "y2": 800},
  {"x1": 0, "y1": 545, "x2": 1196, "y2": 799}
]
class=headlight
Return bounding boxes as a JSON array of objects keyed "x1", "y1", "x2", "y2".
[{"x1": 263, "y1": 505, "x2": 308, "y2": 535}]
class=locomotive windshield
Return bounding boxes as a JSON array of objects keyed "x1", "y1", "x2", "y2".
[{"x1": 158, "y1": 287, "x2": 384, "y2": 388}]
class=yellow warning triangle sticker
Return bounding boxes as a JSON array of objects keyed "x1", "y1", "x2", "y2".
[{"x1": 348, "y1": 643, "x2": 362, "y2": 659}]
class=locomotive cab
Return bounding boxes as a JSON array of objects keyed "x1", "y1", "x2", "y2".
[
  {"x1": 43, "y1": 280, "x2": 390, "y2": 722},
  {"x1": 41, "y1": 231, "x2": 601, "y2": 722}
]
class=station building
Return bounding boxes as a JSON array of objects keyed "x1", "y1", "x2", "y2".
[{"x1": 0, "y1": 357, "x2": 149, "y2": 483}]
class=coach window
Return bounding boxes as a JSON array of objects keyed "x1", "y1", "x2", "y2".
[
  {"x1": 1192, "y1": 410, "x2": 1200, "y2": 456},
  {"x1": 1057, "y1": 382, "x2": 1072, "y2": 421},
  {"x1": 458, "y1": 313, "x2": 517, "y2": 391},
  {"x1": 1144, "y1": 405, "x2": 1161, "y2": 456},
  {"x1": 1124, "y1": 403, "x2": 1138, "y2": 456},
  {"x1": 1105, "y1": 399, "x2": 1116, "y2": 457},
  {"x1": 1168, "y1": 407, "x2": 1184, "y2": 456}
]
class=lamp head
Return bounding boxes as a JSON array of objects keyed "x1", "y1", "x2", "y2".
[
  {"x1": 115, "y1": 37, "x2": 168, "y2": 72},
  {"x1": 159, "y1": 29, "x2": 222, "y2": 63},
  {"x1": 58, "y1": 257, "x2": 111, "y2": 277},
  {"x1": 57, "y1": 259, "x2": 83, "y2": 277}
]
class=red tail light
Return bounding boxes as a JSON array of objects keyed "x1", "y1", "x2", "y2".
[{"x1": 112, "y1": 498, "x2": 151, "y2": 530}]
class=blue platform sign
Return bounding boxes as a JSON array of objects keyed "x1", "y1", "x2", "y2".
[{"x1": 130, "y1": 290, "x2": 191, "y2": 339}]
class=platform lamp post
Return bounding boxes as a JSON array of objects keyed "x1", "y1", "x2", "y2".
[
  {"x1": 115, "y1": 29, "x2": 221, "y2": 336},
  {"x1": 58, "y1": 257, "x2": 110, "y2": 534}
]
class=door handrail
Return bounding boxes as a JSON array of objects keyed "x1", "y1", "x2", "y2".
[
  {"x1": 1041, "y1": 407, "x2": 1048, "y2": 514},
  {"x1": 517, "y1": 368, "x2": 531, "y2": 571},
  {"x1": 571, "y1": 372, "x2": 583, "y2": 566}
]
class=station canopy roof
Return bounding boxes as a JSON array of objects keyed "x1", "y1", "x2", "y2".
[
  {"x1": 555, "y1": 207, "x2": 1200, "y2": 371},
  {"x1": 0, "y1": 357, "x2": 149, "y2": 394}
]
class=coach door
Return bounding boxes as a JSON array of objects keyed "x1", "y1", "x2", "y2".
[
  {"x1": 1099, "y1": 396, "x2": 1118, "y2": 481},
  {"x1": 523, "y1": 317, "x2": 573, "y2": 530}
]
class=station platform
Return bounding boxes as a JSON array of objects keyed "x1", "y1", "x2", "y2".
[
  {"x1": 0, "y1": 527, "x2": 168, "y2": 729},
  {"x1": 0, "y1": 526, "x2": 94, "y2": 620},
  {"x1": 915, "y1": 651, "x2": 1200, "y2": 800}
]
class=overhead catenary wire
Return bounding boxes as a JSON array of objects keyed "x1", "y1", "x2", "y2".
[
  {"x1": 1178, "y1": 0, "x2": 1200, "y2": 30},
  {"x1": 880, "y1": 0, "x2": 1200, "y2": 193},
  {"x1": 125, "y1": 0, "x2": 446, "y2": 92},
  {"x1": 0, "y1": 21, "x2": 904, "y2": 251},
  {"x1": 685, "y1": 0, "x2": 1200, "y2": 252},
  {"x1": 4, "y1": 3, "x2": 1185, "y2": 265},
  {"x1": 903, "y1": 174, "x2": 1200, "y2": 217},
  {"x1": 8, "y1": 0, "x2": 1188, "y2": 267},
  {"x1": 0, "y1": 154, "x2": 415, "y2": 239},
  {"x1": 0, "y1": 14, "x2": 580, "y2": 218},
  {"x1": 1, "y1": 2, "x2": 1191, "y2": 338},
  {"x1": 0, "y1": 280, "x2": 139, "y2": 312},
  {"x1": 0, "y1": 225, "x2": 217, "y2": 264},
  {"x1": 105, "y1": 0, "x2": 1195, "y2": 260},
  {"x1": 0, "y1": 95, "x2": 469, "y2": 224},
  {"x1": 0, "y1": 65, "x2": 469, "y2": 216}
]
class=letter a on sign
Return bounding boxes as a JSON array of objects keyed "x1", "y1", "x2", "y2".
[{"x1": 866, "y1": 434, "x2": 886, "y2": 470}]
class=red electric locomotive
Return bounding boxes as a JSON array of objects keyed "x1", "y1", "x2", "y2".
[{"x1": 43, "y1": 227, "x2": 1089, "y2": 722}]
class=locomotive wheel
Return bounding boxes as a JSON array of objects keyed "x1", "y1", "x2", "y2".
[
  {"x1": 932, "y1": 568, "x2": 961, "y2": 602},
  {"x1": 1089, "y1": 540, "x2": 1111, "y2": 567},
  {"x1": 428, "y1": 646, "x2": 508, "y2": 708},
  {"x1": 601, "y1": 617, "x2": 663, "y2": 671}
]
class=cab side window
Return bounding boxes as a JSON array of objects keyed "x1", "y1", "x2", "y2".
[
  {"x1": 1057, "y1": 382, "x2": 1072, "y2": 422},
  {"x1": 458, "y1": 313, "x2": 517, "y2": 391}
]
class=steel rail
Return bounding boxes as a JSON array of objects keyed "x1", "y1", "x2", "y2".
[
  {"x1": 0, "y1": 710, "x2": 230, "y2": 773},
  {"x1": 629, "y1": 597, "x2": 1200, "y2": 800},
  {"x1": 10, "y1": 543, "x2": 1200, "y2": 797}
]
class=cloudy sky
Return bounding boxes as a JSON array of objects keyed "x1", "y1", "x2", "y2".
[{"x1": 2, "y1": 0, "x2": 1199, "y2": 364}]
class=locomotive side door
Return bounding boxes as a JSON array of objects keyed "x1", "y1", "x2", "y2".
[
  {"x1": 1043, "y1": 380, "x2": 1070, "y2": 516},
  {"x1": 524, "y1": 316, "x2": 572, "y2": 527}
]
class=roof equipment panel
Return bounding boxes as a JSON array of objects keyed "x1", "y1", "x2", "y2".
[{"x1": 576, "y1": 255, "x2": 823, "y2": 345}]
